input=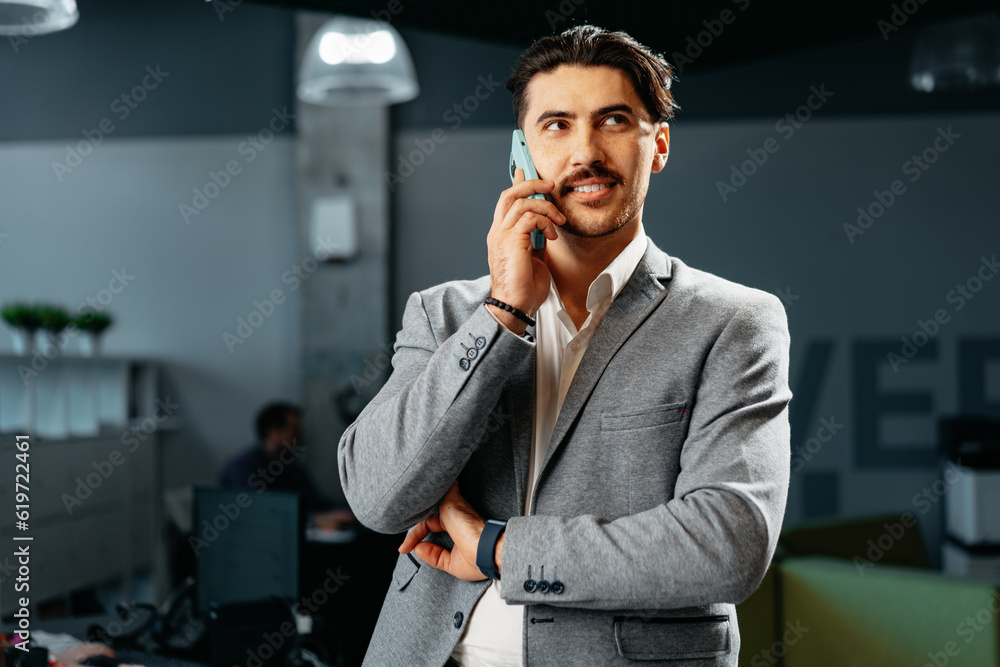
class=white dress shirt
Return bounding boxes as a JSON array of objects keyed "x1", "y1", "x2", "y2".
[{"x1": 450, "y1": 227, "x2": 648, "y2": 667}]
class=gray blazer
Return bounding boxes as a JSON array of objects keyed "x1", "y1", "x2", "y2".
[{"x1": 338, "y1": 238, "x2": 792, "y2": 666}]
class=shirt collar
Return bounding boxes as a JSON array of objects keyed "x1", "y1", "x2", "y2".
[
  {"x1": 585, "y1": 223, "x2": 648, "y2": 313},
  {"x1": 546, "y1": 223, "x2": 648, "y2": 320}
]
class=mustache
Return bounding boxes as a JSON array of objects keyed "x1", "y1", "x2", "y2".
[{"x1": 558, "y1": 166, "x2": 624, "y2": 196}]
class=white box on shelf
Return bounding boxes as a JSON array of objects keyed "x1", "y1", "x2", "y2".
[
  {"x1": 0, "y1": 357, "x2": 32, "y2": 433},
  {"x1": 945, "y1": 464, "x2": 1000, "y2": 545},
  {"x1": 68, "y1": 361, "x2": 100, "y2": 437},
  {"x1": 34, "y1": 362, "x2": 69, "y2": 440}
]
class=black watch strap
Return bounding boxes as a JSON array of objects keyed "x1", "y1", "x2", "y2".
[{"x1": 477, "y1": 519, "x2": 507, "y2": 580}]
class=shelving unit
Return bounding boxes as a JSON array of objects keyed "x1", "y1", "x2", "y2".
[{"x1": 0, "y1": 354, "x2": 170, "y2": 616}]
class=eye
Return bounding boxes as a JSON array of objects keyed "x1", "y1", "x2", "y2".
[
  {"x1": 603, "y1": 114, "x2": 628, "y2": 126},
  {"x1": 543, "y1": 120, "x2": 568, "y2": 131}
]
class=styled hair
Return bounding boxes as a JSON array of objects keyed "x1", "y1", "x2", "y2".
[
  {"x1": 507, "y1": 24, "x2": 679, "y2": 129},
  {"x1": 255, "y1": 402, "x2": 301, "y2": 441}
]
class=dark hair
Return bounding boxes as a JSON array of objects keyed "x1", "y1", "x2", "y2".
[
  {"x1": 507, "y1": 25, "x2": 679, "y2": 130},
  {"x1": 255, "y1": 402, "x2": 301, "y2": 441}
]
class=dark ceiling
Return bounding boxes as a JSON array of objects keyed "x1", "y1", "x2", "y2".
[{"x1": 248, "y1": 0, "x2": 1000, "y2": 72}]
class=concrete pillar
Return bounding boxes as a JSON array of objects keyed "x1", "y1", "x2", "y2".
[{"x1": 295, "y1": 12, "x2": 390, "y2": 505}]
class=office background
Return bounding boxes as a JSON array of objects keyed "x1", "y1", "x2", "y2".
[{"x1": 0, "y1": 0, "x2": 998, "y2": 660}]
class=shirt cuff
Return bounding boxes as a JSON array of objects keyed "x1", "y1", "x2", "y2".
[{"x1": 483, "y1": 303, "x2": 535, "y2": 343}]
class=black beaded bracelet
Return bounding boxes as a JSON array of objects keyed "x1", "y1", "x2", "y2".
[{"x1": 485, "y1": 297, "x2": 536, "y2": 328}]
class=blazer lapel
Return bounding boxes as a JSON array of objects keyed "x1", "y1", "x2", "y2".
[{"x1": 535, "y1": 239, "x2": 674, "y2": 483}]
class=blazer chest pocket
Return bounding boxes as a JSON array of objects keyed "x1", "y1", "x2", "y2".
[
  {"x1": 392, "y1": 553, "x2": 420, "y2": 591},
  {"x1": 601, "y1": 401, "x2": 687, "y2": 432},
  {"x1": 614, "y1": 614, "x2": 731, "y2": 661}
]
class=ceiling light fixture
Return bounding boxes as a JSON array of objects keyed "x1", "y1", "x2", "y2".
[
  {"x1": 298, "y1": 15, "x2": 419, "y2": 107},
  {"x1": 0, "y1": 0, "x2": 78, "y2": 36}
]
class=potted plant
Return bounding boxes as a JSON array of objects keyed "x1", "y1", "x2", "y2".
[
  {"x1": 2, "y1": 303, "x2": 42, "y2": 355},
  {"x1": 73, "y1": 310, "x2": 113, "y2": 356},
  {"x1": 36, "y1": 305, "x2": 71, "y2": 356}
]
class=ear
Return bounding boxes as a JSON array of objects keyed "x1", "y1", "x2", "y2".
[{"x1": 650, "y1": 123, "x2": 670, "y2": 174}]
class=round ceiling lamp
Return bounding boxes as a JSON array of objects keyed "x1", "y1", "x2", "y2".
[
  {"x1": 298, "y1": 15, "x2": 419, "y2": 107},
  {"x1": 0, "y1": 0, "x2": 78, "y2": 36}
]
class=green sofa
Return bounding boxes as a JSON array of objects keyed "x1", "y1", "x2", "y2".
[{"x1": 738, "y1": 515, "x2": 1000, "y2": 667}]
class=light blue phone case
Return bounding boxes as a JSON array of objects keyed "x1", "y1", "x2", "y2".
[{"x1": 510, "y1": 129, "x2": 547, "y2": 251}]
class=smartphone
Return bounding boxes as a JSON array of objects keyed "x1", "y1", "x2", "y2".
[{"x1": 509, "y1": 129, "x2": 547, "y2": 251}]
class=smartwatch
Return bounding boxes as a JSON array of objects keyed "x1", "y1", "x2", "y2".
[{"x1": 476, "y1": 519, "x2": 507, "y2": 580}]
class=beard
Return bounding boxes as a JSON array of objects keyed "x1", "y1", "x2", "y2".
[{"x1": 555, "y1": 165, "x2": 645, "y2": 239}]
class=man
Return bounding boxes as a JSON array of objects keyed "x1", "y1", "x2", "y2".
[
  {"x1": 221, "y1": 402, "x2": 354, "y2": 523},
  {"x1": 338, "y1": 25, "x2": 791, "y2": 666}
]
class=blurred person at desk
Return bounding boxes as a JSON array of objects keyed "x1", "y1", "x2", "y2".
[{"x1": 218, "y1": 401, "x2": 355, "y2": 527}]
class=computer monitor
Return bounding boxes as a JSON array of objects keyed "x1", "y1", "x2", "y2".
[{"x1": 193, "y1": 487, "x2": 300, "y2": 614}]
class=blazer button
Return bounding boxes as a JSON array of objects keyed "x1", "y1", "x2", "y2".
[
  {"x1": 536, "y1": 580, "x2": 550, "y2": 594},
  {"x1": 459, "y1": 358, "x2": 470, "y2": 371},
  {"x1": 550, "y1": 580, "x2": 564, "y2": 594},
  {"x1": 454, "y1": 611, "x2": 464, "y2": 629},
  {"x1": 523, "y1": 579, "x2": 536, "y2": 593}
]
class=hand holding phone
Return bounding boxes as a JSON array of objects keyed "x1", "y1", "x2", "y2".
[
  {"x1": 509, "y1": 129, "x2": 548, "y2": 251},
  {"x1": 485, "y1": 131, "x2": 564, "y2": 333}
]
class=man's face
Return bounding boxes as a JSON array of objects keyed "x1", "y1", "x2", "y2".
[
  {"x1": 274, "y1": 412, "x2": 302, "y2": 452},
  {"x1": 521, "y1": 65, "x2": 669, "y2": 239}
]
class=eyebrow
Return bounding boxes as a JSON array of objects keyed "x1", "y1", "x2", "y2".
[{"x1": 534, "y1": 104, "x2": 637, "y2": 126}]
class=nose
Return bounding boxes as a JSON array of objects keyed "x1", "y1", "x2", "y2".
[{"x1": 570, "y1": 125, "x2": 605, "y2": 168}]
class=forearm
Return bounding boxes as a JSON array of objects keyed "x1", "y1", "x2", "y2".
[
  {"x1": 500, "y1": 486, "x2": 777, "y2": 610},
  {"x1": 338, "y1": 296, "x2": 533, "y2": 534}
]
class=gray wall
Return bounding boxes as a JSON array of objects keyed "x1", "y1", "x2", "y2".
[
  {"x1": 1, "y1": 0, "x2": 997, "y2": 564},
  {"x1": 0, "y1": 135, "x2": 300, "y2": 488}
]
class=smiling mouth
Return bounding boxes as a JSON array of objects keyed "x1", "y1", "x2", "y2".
[
  {"x1": 570, "y1": 183, "x2": 612, "y2": 193},
  {"x1": 566, "y1": 182, "x2": 616, "y2": 202}
]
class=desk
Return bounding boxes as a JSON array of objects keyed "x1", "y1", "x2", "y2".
[{"x1": 0, "y1": 615, "x2": 205, "y2": 667}]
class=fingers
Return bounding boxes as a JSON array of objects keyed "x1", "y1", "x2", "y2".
[
  {"x1": 412, "y1": 540, "x2": 449, "y2": 571},
  {"x1": 398, "y1": 514, "x2": 443, "y2": 553},
  {"x1": 492, "y1": 212, "x2": 559, "y2": 252},
  {"x1": 493, "y1": 172, "x2": 557, "y2": 225},
  {"x1": 500, "y1": 197, "x2": 565, "y2": 233}
]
